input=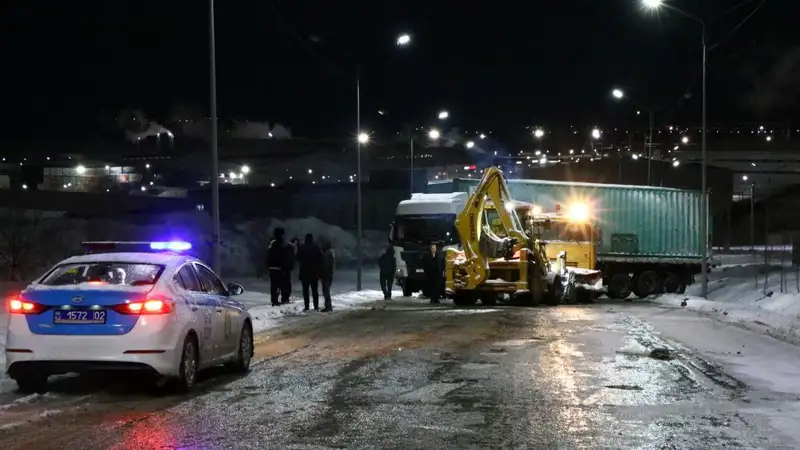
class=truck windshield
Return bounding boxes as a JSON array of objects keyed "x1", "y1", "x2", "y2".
[{"x1": 393, "y1": 214, "x2": 459, "y2": 245}]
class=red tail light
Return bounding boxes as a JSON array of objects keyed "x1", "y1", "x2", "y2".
[
  {"x1": 112, "y1": 296, "x2": 173, "y2": 315},
  {"x1": 8, "y1": 297, "x2": 47, "y2": 315}
]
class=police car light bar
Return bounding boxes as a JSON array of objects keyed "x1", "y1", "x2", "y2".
[
  {"x1": 150, "y1": 241, "x2": 192, "y2": 251},
  {"x1": 82, "y1": 241, "x2": 192, "y2": 254}
]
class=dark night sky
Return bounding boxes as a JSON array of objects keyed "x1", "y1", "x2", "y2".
[{"x1": 3, "y1": 1, "x2": 797, "y2": 140}]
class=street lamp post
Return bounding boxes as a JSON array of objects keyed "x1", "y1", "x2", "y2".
[
  {"x1": 354, "y1": 33, "x2": 412, "y2": 292},
  {"x1": 612, "y1": 88, "x2": 655, "y2": 185},
  {"x1": 209, "y1": 0, "x2": 221, "y2": 275}
]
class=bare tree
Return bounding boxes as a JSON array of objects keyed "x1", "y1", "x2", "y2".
[{"x1": 0, "y1": 209, "x2": 44, "y2": 281}]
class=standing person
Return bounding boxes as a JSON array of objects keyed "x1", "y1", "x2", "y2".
[
  {"x1": 378, "y1": 245, "x2": 396, "y2": 300},
  {"x1": 423, "y1": 242, "x2": 445, "y2": 304},
  {"x1": 320, "y1": 240, "x2": 336, "y2": 312},
  {"x1": 267, "y1": 228, "x2": 288, "y2": 306},
  {"x1": 297, "y1": 233, "x2": 323, "y2": 311},
  {"x1": 281, "y1": 237, "x2": 297, "y2": 304}
]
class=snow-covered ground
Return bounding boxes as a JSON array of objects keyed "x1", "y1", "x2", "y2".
[{"x1": 656, "y1": 257, "x2": 800, "y2": 344}]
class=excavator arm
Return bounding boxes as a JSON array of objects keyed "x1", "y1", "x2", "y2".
[{"x1": 451, "y1": 167, "x2": 528, "y2": 289}]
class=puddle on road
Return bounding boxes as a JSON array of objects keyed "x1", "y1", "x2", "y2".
[
  {"x1": 495, "y1": 338, "x2": 547, "y2": 347},
  {"x1": 605, "y1": 384, "x2": 644, "y2": 391}
]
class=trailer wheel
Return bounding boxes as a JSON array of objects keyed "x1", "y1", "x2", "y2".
[
  {"x1": 662, "y1": 273, "x2": 685, "y2": 294},
  {"x1": 606, "y1": 273, "x2": 632, "y2": 300},
  {"x1": 633, "y1": 270, "x2": 662, "y2": 298}
]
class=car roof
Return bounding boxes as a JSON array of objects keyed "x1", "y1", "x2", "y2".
[{"x1": 58, "y1": 252, "x2": 198, "y2": 267}]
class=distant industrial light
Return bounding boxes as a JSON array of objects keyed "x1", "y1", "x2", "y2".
[
  {"x1": 591, "y1": 128, "x2": 601, "y2": 139},
  {"x1": 357, "y1": 132, "x2": 369, "y2": 144},
  {"x1": 479, "y1": 133, "x2": 486, "y2": 139},
  {"x1": 681, "y1": 136, "x2": 689, "y2": 144},
  {"x1": 672, "y1": 160, "x2": 680, "y2": 167},
  {"x1": 533, "y1": 128, "x2": 545, "y2": 139},
  {"x1": 145, "y1": 163, "x2": 151, "y2": 169},
  {"x1": 429, "y1": 129, "x2": 441, "y2": 140},
  {"x1": 766, "y1": 136, "x2": 772, "y2": 142},
  {"x1": 742, "y1": 175, "x2": 748, "y2": 181},
  {"x1": 76, "y1": 165, "x2": 86, "y2": 175},
  {"x1": 241, "y1": 165, "x2": 251, "y2": 174},
  {"x1": 21, "y1": 184, "x2": 27, "y2": 190},
  {"x1": 465, "y1": 141, "x2": 475, "y2": 149}
]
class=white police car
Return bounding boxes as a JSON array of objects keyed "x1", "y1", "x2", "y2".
[{"x1": 4, "y1": 241, "x2": 254, "y2": 393}]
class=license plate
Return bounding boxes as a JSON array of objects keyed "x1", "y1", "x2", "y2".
[
  {"x1": 54, "y1": 309, "x2": 107, "y2": 324},
  {"x1": 416, "y1": 269, "x2": 425, "y2": 273}
]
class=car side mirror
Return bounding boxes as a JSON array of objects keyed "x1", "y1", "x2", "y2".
[{"x1": 227, "y1": 282, "x2": 244, "y2": 296}]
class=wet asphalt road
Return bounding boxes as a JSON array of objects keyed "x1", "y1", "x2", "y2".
[{"x1": 0, "y1": 299, "x2": 798, "y2": 449}]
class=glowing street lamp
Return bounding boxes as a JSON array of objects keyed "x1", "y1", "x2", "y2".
[
  {"x1": 397, "y1": 34, "x2": 411, "y2": 46},
  {"x1": 591, "y1": 128, "x2": 601, "y2": 140},
  {"x1": 642, "y1": 0, "x2": 663, "y2": 7},
  {"x1": 465, "y1": 141, "x2": 475, "y2": 149},
  {"x1": 241, "y1": 165, "x2": 250, "y2": 175},
  {"x1": 357, "y1": 132, "x2": 370, "y2": 144},
  {"x1": 612, "y1": 88, "x2": 624, "y2": 99},
  {"x1": 76, "y1": 165, "x2": 87, "y2": 175},
  {"x1": 429, "y1": 129, "x2": 441, "y2": 140},
  {"x1": 533, "y1": 128, "x2": 545, "y2": 139},
  {"x1": 437, "y1": 110, "x2": 449, "y2": 120},
  {"x1": 681, "y1": 136, "x2": 689, "y2": 144}
]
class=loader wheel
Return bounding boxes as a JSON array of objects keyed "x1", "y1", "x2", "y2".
[
  {"x1": 453, "y1": 292, "x2": 477, "y2": 307},
  {"x1": 546, "y1": 277, "x2": 563, "y2": 306},
  {"x1": 633, "y1": 270, "x2": 662, "y2": 299},
  {"x1": 606, "y1": 273, "x2": 632, "y2": 300},
  {"x1": 576, "y1": 288, "x2": 593, "y2": 304},
  {"x1": 480, "y1": 293, "x2": 498, "y2": 306}
]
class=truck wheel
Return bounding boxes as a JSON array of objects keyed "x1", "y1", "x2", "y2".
[
  {"x1": 606, "y1": 273, "x2": 632, "y2": 300},
  {"x1": 633, "y1": 271, "x2": 662, "y2": 298},
  {"x1": 662, "y1": 274, "x2": 686, "y2": 294}
]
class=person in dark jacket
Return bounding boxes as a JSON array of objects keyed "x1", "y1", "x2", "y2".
[
  {"x1": 267, "y1": 228, "x2": 290, "y2": 306},
  {"x1": 320, "y1": 240, "x2": 335, "y2": 312},
  {"x1": 378, "y1": 245, "x2": 396, "y2": 300},
  {"x1": 423, "y1": 242, "x2": 445, "y2": 303},
  {"x1": 297, "y1": 233, "x2": 323, "y2": 311}
]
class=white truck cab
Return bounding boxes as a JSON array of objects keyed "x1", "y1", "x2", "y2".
[{"x1": 390, "y1": 193, "x2": 467, "y2": 297}]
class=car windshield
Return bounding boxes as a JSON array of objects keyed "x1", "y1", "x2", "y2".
[
  {"x1": 39, "y1": 262, "x2": 165, "y2": 286},
  {"x1": 540, "y1": 222, "x2": 593, "y2": 242},
  {"x1": 393, "y1": 214, "x2": 459, "y2": 245}
]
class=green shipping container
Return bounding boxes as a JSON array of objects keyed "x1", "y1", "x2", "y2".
[{"x1": 428, "y1": 178, "x2": 704, "y2": 261}]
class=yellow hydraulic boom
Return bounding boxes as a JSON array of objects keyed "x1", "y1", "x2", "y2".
[{"x1": 446, "y1": 167, "x2": 565, "y2": 306}]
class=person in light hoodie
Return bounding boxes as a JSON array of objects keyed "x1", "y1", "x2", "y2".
[{"x1": 319, "y1": 240, "x2": 336, "y2": 312}]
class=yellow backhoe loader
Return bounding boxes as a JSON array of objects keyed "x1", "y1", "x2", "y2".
[{"x1": 444, "y1": 167, "x2": 571, "y2": 307}]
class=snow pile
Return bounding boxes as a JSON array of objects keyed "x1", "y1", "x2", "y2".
[
  {"x1": 656, "y1": 262, "x2": 800, "y2": 343},
  {"x1": 246, "y1": 289, "x2": 386, "y2": 333}
]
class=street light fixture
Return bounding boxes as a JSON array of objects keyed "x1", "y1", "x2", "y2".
[
  {"x1": 357, "y1": 132, "x2": 370, "y2": 144},
  {"x1": 241, "y1": 165, "x2": 250, "y2": 175},
  {"x1": 533, "y1": 128, "x2": 545, "y2": 139},
  {"x1": 397, "y1": 34, "x2": 411, "y2": 46},
  {"x1": 429, "y1": 128, "x2": 441, "y2": 140},
  {"x1": 465, "y1": 140, "x2": 475, "y2": 149},
  {"x1": 438, "y1": 110, "x2": 449, "y2": 120},
  {"x1": 591, "y1": 128, "x2": 601, "y2": 140},
  {"x1": 611, "y1": 87, "x2": 655, "y2": 184}
]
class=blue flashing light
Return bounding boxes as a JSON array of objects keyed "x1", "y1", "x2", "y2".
[{"x1": 150, "y1": 241, "x2": 192, "y2": 251}]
